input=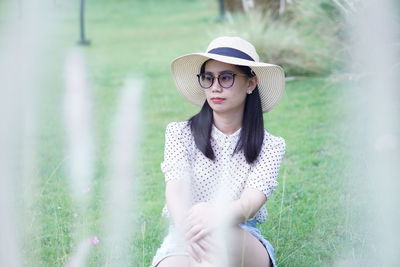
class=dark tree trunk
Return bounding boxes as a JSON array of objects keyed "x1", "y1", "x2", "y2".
[{"x1": 78, "y1": 0, "x2": 90, "y2": 45}]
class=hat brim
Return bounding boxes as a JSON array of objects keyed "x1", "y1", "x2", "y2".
[{"x1": 171, "y1": 53, "x2": 285, "y2": 112}]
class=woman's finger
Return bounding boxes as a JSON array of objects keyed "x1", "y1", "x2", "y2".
[
  {"x1": 188, "y1": 243, "x2": 201, "y2": 263},
  {"x1": 196, "y1": 238, "x2": 215, "y2": 263},
  {"x1": 191, "y1": 241, "x2": 206, "y2": 263},
  {"x1": 190, "y1": 228, "x2": 208, "y2": 243},
  {"x1": 187, "y1": 235, "x2": 217, "y2": 264},
  {"x1": 185, "y1": 224, "x2": 203, "y2": 241},
  {"x1": 198, "y1": 235, "x2": 217, "y2": 252}
]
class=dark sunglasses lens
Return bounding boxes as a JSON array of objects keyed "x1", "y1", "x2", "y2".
[
  {"x1": 199, "y1": 74, "x2": 213, "y2": 88},
  {"x1": 219, "y1": 73, "x2": 234, "y2": 88}
]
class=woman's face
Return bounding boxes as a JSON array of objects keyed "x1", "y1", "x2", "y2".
[{"x1": 202, "y1": 60, "x2": 257, "y2": 116}]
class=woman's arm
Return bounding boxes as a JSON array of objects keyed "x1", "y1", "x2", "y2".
[
  {"x1": 166, "y1": 178, "x2": 214, "y2": 262},
  {"x1": 229, "y1": 187, "x2": 266, "y2": 225},
  {"x1": 165, "y1": 178, "x2": 191, "y2": 229}
]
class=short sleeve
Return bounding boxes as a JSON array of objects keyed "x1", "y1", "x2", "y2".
[
  {"x1": 245, "y1": 133, "x2": 285, "y2": 199},
  {"x1": 160, "y1": 122, "x2": 192, "y2": 183}
]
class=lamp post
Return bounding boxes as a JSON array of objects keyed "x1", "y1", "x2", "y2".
[
  {"x1": 78, "y1": 0, "x2": 90, "y2": 45},
  {"x1": 218, "y1": 0, "x2": 225, "y2": 20}
]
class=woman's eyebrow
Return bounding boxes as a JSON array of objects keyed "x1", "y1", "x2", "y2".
[{"x1": 204, "y1": 70, "x2": 235, "y2": 75}]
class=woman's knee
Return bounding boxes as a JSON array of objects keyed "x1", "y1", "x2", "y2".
[
  {"x1": 158, "y1": 227, "x2": 270, "y2": 267},
  {"x1": 156, "y1": 255, "x2": 190, "y2": 267},
  {"x1": 189, "y1": 258, "x2": 215, "y2": 267},
  {"x1": 224, "y1": 226, "x2": 271, "y2": 267},
  {"x1": 187, "y1": 226, "x2": 270, "y2": 267}
]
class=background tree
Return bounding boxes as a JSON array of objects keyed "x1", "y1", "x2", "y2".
[{"x1": 223, "y1": 0, "x2": 291, "y2": 16}]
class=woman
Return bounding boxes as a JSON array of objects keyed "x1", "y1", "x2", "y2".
[{"x1": 151, "y1": 36, "x2": 286, "y2": 267}]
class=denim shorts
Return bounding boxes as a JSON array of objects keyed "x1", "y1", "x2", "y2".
[{"x1": 150, "y1": 219, "x2": 277, "y2": 267}]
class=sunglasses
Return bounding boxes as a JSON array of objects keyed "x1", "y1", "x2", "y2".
[{"x1": 196, "y1": 72, "x2": 248, "y2": 89}]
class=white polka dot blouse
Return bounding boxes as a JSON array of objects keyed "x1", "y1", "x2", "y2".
[{"x1": 161, "y1": 121, "x2": 286, "y2": 224}]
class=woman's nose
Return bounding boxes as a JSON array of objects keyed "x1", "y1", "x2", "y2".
[{"x1": 211, "y1": 78, "x2": 223, "y2": 92}]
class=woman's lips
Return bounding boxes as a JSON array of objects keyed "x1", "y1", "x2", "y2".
[{"x1": 211, "y1": 97, "x2": 225, "y2": 104}]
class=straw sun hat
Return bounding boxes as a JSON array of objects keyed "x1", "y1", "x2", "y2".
[{"x1": 171, "y1": 36, "x2": 285, "y2": 113}]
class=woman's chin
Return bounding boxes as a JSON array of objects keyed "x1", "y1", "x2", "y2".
[{"x1": 209, "y1": 104, "x2": 227, "y2": 113}]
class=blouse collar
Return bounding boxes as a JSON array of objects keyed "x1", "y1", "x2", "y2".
[{"x1": 211, "y1": 124, "x2": 241, "y2": 152}]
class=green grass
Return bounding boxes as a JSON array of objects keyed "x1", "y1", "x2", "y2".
[
  {"x1": 263, "y1": 78, "x2": 349, "y2": 266},
  {"x1": 3, "y1": 0, "x2": 351, "y2": 266}
]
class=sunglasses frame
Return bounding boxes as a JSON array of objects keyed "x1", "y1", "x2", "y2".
[{"x1": 196, "y1": 72, "x2": 248, "y2": 89}]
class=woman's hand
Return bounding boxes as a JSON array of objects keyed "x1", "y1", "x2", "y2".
[
  {"x1": 187, "y1": 235, "x2": 215, "y2": 263},
  {"x1": 185, "y1": 202, "x2": 217, "y2": 243},
  {"x1": 184, "y1": 202, "x2": 218, "y2": 262}
]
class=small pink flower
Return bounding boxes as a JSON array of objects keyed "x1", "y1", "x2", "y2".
[
  {"x1": 90, "y1": 236, "x2": 100, "y2": 245},
  {"x1": 83, "y1": 187, "x2": 91, "y2": 194}
]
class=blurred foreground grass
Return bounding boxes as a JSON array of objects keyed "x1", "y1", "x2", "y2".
[{"x1": 5, "y1": 0, "x2": 351, "y2": 266}]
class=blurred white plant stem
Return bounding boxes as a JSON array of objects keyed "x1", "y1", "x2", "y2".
[
  {"x1": 338, "y1": 0, "x2": 400, "y2": 265},
  {"x1": 0, "y1": 0, "x2": 55, "y2": 266},
  {"x1": 64, "y1": 49, "x2": 94, "y2": 202},
  {"x1": 63, "y1": 49, "x2": 95, "y2": 267},
  {"x1": 0, "y1": 0, "x2": 143, "y2": 265},
  {"x1": 101, "y1": 77, "x2": 142, "y2": 266}
]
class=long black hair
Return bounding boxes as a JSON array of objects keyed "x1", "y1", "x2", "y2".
[{"x1": 188, "y1": 61, "x2": 264, "y2": 164}]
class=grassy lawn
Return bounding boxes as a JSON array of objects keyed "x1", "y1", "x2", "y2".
[{"x1": 7, "y1": 0, "x2": 350, "y2": 266}]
